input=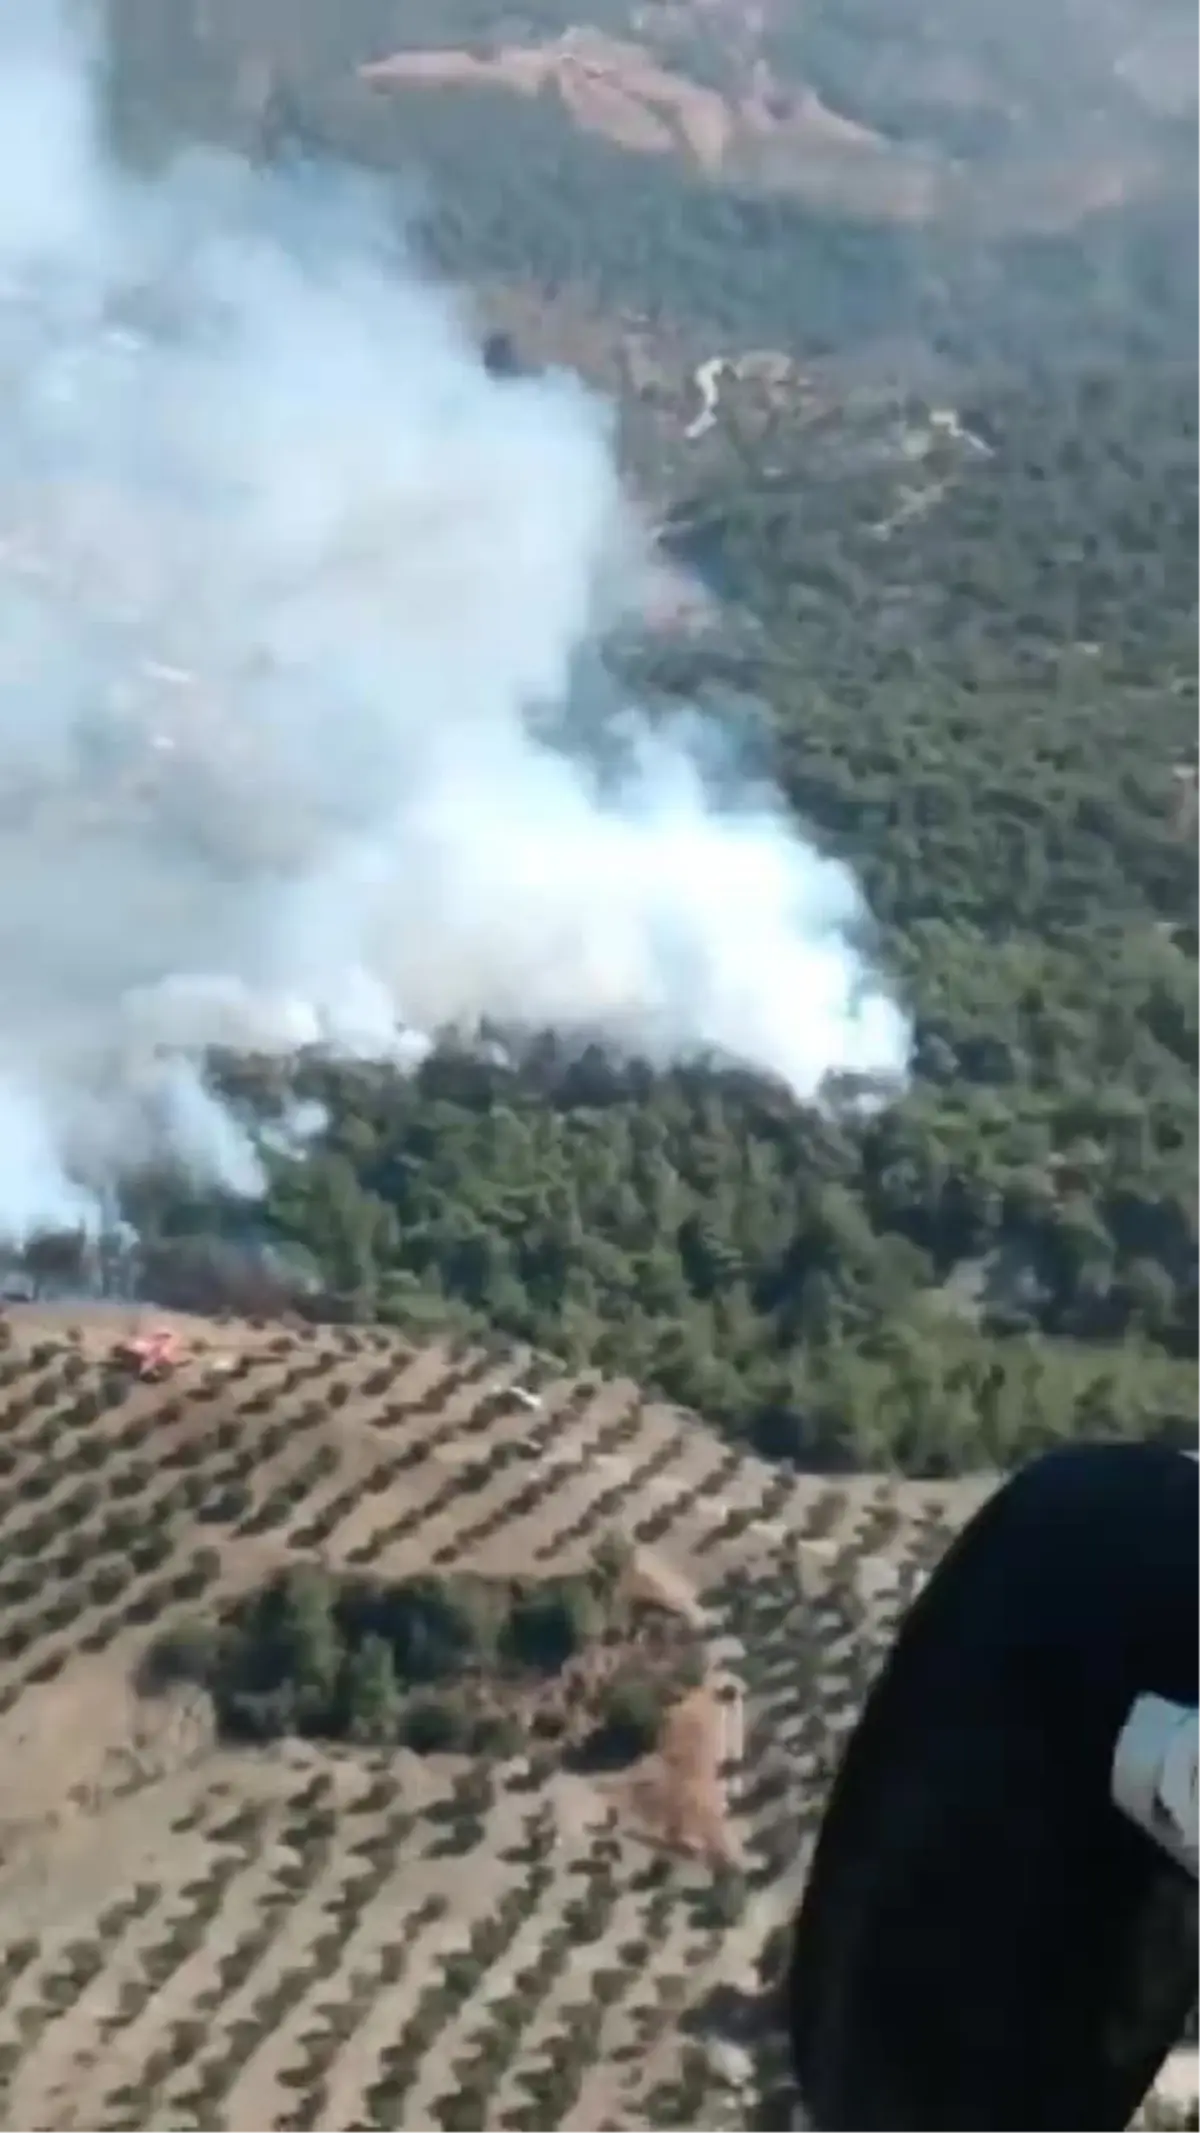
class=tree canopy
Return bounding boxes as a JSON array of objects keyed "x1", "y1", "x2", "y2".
[{"x1": 118, "y1": 365, "x2": 1186, "y2": 1476}]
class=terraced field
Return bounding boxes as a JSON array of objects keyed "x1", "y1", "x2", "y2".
[{"x1": 0, "y1": 1303, "x2": 1096, "y2": 2128}]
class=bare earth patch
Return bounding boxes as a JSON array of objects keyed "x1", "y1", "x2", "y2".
[
  {"x1": 358, "y1": 28, "x2": 938, "y2": 211},
  {"x1": 354, "y1": 20, "x2": 1175, "y2": 232},
  {"x1": 616, "y1": 1686, "x2": 740, "y2": 1864}
]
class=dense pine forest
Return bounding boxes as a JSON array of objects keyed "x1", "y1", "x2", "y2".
[{"x1": 123, "y1": 359, "x2": 1197, "y2": 1478}]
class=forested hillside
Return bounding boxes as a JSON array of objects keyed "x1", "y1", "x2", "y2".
[
  {"x1": 131, "y1": 359, "x2": 1198, "y2": 1478},
  {"x1": 105, "y1": 0, "x2": 1196, "y2": 367},
  {"x1": 22, "y1": 0, "x2": 1188, "y2": 1482}
]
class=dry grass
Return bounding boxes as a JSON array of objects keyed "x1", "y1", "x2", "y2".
[
  {"x1": 617, "y1": 1687, "x2": 738, "y2": 1865},
  {"x1": 0, "y1": 1303, "x2": 1182, "y2": 2131}
]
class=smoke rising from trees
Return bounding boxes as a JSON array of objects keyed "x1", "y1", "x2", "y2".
[{"x1": 0, "y1": 2, "x2": 909, "y2": 1240}]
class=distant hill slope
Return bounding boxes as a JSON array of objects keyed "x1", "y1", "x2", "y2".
[
  {"x1": 104, "y1": 0, "x2": 1197, "y2": 362},
  {"x1": 357, "y1": 29, "x2": 948, "y2": 220},
  {"x1": 109, "y1": 0, "x2": 1195, "y2": 230}
]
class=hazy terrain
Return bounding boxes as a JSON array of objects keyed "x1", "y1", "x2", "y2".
[
  {"x1": 0, "y1": 0, "x2": 1194, "y2": 2128},
  {"x1": 105, "y1": 0, "x2": 1197, "y2": 375}
]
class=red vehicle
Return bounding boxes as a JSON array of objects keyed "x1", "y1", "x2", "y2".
[{"x1": 110, "y1": 1328, "x2": 181, "y2": 1381}]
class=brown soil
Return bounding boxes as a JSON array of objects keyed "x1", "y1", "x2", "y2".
[
  {"x1": 617, "y1": 1685, "x2": 740, "y2": 1864},
  {"x1": 358, "y1": 27, "x2": 937, "y2": 212}
]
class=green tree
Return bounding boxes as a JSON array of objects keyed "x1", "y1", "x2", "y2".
[
  {"x1": 593, "y1": 1676, "x2": 665, "y2": 1761},
  {"x1": 504, "y1": 1579, "x2": 603, "y2": 1671},
  {"x1": 273, "y1": 1568, "x2": 343, "y2": 1726},
  {"x1": 342, "y1": 1633, "x2": 401, "y2": 1745},
  {"x1": 402, "y1": 1694, "x2": 471, "y2": 1754}
]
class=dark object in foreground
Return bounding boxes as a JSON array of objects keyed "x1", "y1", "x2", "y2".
[{"x1": 788, "y1": 1441, "x2": 1198, "y2": 2131}]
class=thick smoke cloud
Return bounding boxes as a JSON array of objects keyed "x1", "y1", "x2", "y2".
[{"x1": 0, "y1": 3, "x2": 909, "y2": 1241}]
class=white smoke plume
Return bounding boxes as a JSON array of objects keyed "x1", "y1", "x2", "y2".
[{"x1": 0, "y1": 2, "x2": 910, "y2": 1241}]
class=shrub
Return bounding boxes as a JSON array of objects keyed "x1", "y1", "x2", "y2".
[{"x1": 402, "y1": 1694, "x2": 471, "y2": 1754}]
